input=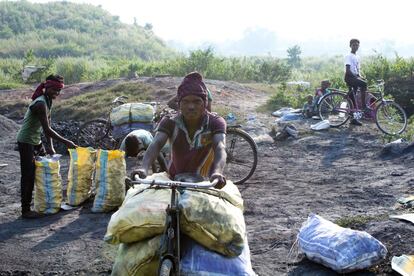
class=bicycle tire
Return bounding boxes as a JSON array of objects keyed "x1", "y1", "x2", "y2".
[
  {"x1": 318, "y1": 92, "x2": 352, "y2": 127},
  {"x1": 224, "y1": 127, "x2": 258, "y2": 185},
  {"x1": 76, "y1": 119, "x2": 115, "y2": 149},
  {"x1": 375, "y1": 101, "x2": 407, "y2": 135},
  {"x1": 158, "y1": 258, "x2": 173, "y2": 276}
]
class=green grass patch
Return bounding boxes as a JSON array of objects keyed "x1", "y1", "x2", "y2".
[
  {"x1": 399, "y1": 115, "x2": 414, "y2": 141},
  {"x1": 53, "y1": 82, "x2": 156, "y2": 121},
  {"x1": 0, "y1": 82, "x2": 26, "y2": 89},
  {"x1": 258, "y1": 83, "x2": 313, "y2": 113},
  {"x1": 335, "y1": 214, "x2": 389, "y2": 228},
  {"x1": 213, "y1": 105, "x2": 248, "y2": 124}
]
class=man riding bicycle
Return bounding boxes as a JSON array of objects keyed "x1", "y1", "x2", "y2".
[
  {"x1": 344, "y1": 38, "x2": 367, "y2": 126},
  {"x1": 133, "y1": 72, "x2": 227, "y2": 189}
]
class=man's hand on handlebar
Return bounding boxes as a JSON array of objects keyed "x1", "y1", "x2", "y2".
[
  {"x1": 131, "y1": 168, "x2": 148, "y2": 180},
  {"x1": 210, "y1": 173, "x2": 226, "y2": 189}
]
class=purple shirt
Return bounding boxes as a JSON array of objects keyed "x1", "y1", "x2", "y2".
[{"x1": 157, "y1": 112, "x2": 226, "y2": 178}]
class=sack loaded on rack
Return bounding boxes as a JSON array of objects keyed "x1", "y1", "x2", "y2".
[{"x1": 110, "y1": 103, "x2": 155, "y2": 139}]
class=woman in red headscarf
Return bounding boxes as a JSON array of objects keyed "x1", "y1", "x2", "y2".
[{"x1": 16, "y1": 74, "x2": 77, "y2": 218}]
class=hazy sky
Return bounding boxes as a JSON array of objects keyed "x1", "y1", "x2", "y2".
[{"x1": 30, "y1": 0, "x2": 414, "y2": 56}]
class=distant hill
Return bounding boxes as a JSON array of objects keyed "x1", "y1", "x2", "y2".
[{"x1": 0, "y1": 1, "x2": 175, "y2": 60}]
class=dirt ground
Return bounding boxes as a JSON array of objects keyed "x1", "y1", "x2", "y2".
[{"x1": 1, "y1": 77, "x2": 414, "y2": 276}]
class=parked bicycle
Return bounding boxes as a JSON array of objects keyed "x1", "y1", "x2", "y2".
[
  {"x1": 317, "y1": 80, "x2": 407, "y2": 135},
  {"x1": 132, "y1": 174, "x2": 218, "y2": 276},
  {"x1": 76, "y1": 96, "x2": 258, "y2": 184}
]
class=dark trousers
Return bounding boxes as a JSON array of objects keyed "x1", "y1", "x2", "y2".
[
  {"x1": 345, "y1": 76, "x2": 368, "y2": 108},
  {"x1": 18, "y1": 142, "x2": 45, "y2": 213}
]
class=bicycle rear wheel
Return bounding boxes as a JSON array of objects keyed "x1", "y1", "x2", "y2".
[
  {"x1": 375, "y1": 101, "x2": 407, "y2": 135},
  {"x1": 224, "y1": 127, "x2": 258, "y2": 185},
  {"x1": 318, "y1": 92, "x2": 352, "y2": 127},
  {"x1": 76, "y1": 119, "x2": 116, "y2": 149}
]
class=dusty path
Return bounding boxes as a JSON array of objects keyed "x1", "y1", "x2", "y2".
[{"x1": 1, "y1": 78, "x2": 413, "y2": 275}]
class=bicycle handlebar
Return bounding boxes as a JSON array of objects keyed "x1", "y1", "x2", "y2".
[{"x1": 132, "y1": 175, "x2": 218, "y2": 189}]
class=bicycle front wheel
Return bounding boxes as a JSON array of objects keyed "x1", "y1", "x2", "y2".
[
  {"x1": 224, "y1": 127, "x2": 258, "y2": 185},
  {"x1": 76, "y1": 119, "x2": 115, "y2": 149},
  {"x1": 318, "y1": 92, "x2": 352, "y2": 127},
  {"x1": 375, "y1": 101, "x2": 407, "y2": 135},
  {"x1": 158, "y1": 258, "x2": 173, "y2": 276}
]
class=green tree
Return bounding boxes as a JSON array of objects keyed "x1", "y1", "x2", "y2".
[
  {"x1": 23, "y1": 49, "x2": 35, "y2": 66},
  {"x1": 186, "y1": 47, "x2": 215, "y2": 76},
  {"x1": 0, "y1": 26, "x2": 13, "y2": 39},
  {"x1": 144, "y1": 23, "x2": 153, "y2": 31},
  {"x1": 287, "y1": 45, "x2": 302, "y2": 68}
]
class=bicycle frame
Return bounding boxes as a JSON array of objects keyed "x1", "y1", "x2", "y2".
[
  {"x1": 328, "y1": 80, "x2": 392, "y2": 119},
  {"x1": 162, "y1": 184, "x2": 180, "y2": 275},
  {"x1": 318, "y1": 79, "x2": 407, "y2": 135},
  {"x1": 132, "y1": 176, "x2": 218, "y2": 276}
]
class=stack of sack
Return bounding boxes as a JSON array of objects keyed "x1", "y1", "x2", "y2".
[
  {"x1": 110, "y1": 103, "x2": 155, "y2": 139},
  {"x1": 33, "y1": 147, "x2": 126, "y2": 215},
  {"x1": 106, "y1": 172, "x2": 255, "y2": 275}
]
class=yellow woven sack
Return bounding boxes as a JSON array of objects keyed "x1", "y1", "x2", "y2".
[
  {"x1": 92, "y1": 149, "x2": 126, "y2": 213},
  {"x1": 67, "y1": 147, "x2": 96, "y2": 206},
  {"x1": 34, "y1": 155, "x2": 62, "y2": 214},
  {"x1": 110, "y1": 103, "x2": 154, "y2": 126},
  {"x1": 111, "y1": 235, "x2": 161, "y2": 276},
  {"x1": 179, "y1": 180, "x2": 246, "y2": 257},
  {"x1": 104, "y1": 172, "x2": 171, "y2": 244}
]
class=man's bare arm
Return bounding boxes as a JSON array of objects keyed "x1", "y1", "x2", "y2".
[
  {"x1": 31, "y1": 102, "x2": 76, "y2": 148},
  {"x1": 139, "y1": 131, "x2": 169, "y2": 176},
  {"x1": 210, "y1": 133, "x2": 227, "y2": 188}
]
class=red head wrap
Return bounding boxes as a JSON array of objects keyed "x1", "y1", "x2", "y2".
[
  {"x1": 31, "y1": 80, "x2": 64, "y2": 100},
  {"x1": 177, "y1": 72, "x2": 208, "y2": 104}
]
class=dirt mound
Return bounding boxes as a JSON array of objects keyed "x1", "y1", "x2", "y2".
[
  {"x1": 50, "y1": 121, "x2": 81, "y2": 154},
  {"x1": 0, "y1": 114, "x2": 20, "y2": 138}
]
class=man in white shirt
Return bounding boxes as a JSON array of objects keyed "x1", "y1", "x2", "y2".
[{"x1": 344, "y1": 38, "x2": 367, "y2": 126}]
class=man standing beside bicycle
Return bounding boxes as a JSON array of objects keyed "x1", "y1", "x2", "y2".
[
  {"x1": 344, "y1": 38, "x2": 368, "y2": 126},
  {"x1": 133, "y1": 72, "x2": 227, "y2": 189}
]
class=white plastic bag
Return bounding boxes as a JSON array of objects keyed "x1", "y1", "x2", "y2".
[
  {"x1": 310, "y1": 119, "x2": 330, "y2": 130},
  {"x1": 298, "y1": 214, "x2": 387, "y2": 273},
  {"x1": 391, "y1": 255, "x2": 414, "y2": 276}
]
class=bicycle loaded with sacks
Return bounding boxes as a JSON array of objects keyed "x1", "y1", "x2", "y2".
[{"x1": 131, "y1": 174, "x2": 218, "y2": 276}]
